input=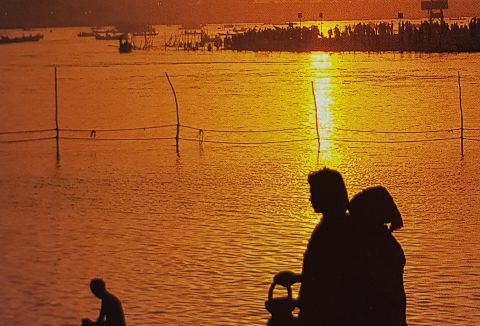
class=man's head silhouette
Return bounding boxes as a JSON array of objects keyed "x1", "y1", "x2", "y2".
[
  {"x1": 90, "y1": 278, "x2": 107, "y2": 299},
  {"x1": 308, "y1": 168, "x2": 348, "y2": 217}
]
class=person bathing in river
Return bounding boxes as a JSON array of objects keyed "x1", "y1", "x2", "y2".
[{"x1": 82, "y1": 278, "x2": 126, "y2": 326}]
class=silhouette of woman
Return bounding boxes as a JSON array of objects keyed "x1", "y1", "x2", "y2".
[{"x1": 348, "y1": 186, "x2": 407, "y2": 326}]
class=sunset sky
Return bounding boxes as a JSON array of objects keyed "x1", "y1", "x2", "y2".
[{"x1": 0, "y1": 0, "x2": 479, "y2": 27}]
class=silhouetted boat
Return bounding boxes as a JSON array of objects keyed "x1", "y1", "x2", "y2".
[
  {"x1": 95, "y1": 33, "x2": 124, "y2": 40},
  {"x1": 132, "y1": 31, "x2": 158, "y2": 36},
  {"x1": 119, "y1": 36, "x2": 133, "y2": 53},
  {"x1": 131, "y1": 25, "x2": 158, "y2": 36},
  {"x1": 119, "y1": 41, "x2": 133, "y2": 53},
  {"x1": 0, "y1": 33, "x2": 44, "y2": 45},
  {"x1": 77, "y1": 31, "x2": 95, "y2": 37}
]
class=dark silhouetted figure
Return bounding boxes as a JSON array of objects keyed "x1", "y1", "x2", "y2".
[
  {"x1": 349, "y1": 186, "x2": 407, "y2": 326},
  {"x1": 82, "y1": 278, "x2": 126, "y2": 326},
  {"x1": 265, "y1": 270, "x2": 303, "y2": 326},
  {"x1": 298, "y1": 168, "x2": 353, "y2": 326}
]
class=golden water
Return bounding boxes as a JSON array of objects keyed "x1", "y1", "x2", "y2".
[{"x1": 1, "y1": 26, "x2": 480, "y2": 325}]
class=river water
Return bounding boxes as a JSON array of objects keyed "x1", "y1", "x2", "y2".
[{"x1": 1, "y1": 26, "x2": 480, "y2": 325}]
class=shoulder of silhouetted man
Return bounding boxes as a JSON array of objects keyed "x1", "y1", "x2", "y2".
[{"x1": 101, "y1": 291, "x2": 126, "y2": 326}]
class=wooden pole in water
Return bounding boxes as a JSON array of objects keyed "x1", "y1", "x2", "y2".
[
  {"x1": 54, "y1": 66, "x2": 60, "y2": 162},
  {"x1": 311, "y1": 81, "x2": 320, "y2": 152},
  {"x1": 165, "y1": 72, "x2": 180, "y2": 156},
  {"x1": 457, "y1": 71, "x2": 464, "y2": 157}
]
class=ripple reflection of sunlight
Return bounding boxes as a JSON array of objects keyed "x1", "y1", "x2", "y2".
[{"x1": 310, "y1": 53, "x2": 335, "y2": 163}]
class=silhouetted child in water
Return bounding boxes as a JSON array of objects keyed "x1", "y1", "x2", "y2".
[{"x1": 82, "y1": 278, "x2": 126, "y2": 326}]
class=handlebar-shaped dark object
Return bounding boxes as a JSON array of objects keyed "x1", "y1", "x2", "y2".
[{"x1": 265, "y1": 271, "x2": 302, "y2": 324}]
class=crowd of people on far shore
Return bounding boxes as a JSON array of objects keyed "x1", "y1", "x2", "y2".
[
  {"x1": 398, "y1": 17, "x2": 480, "y2": 51},
  {"x1": 224, "y1": 17, "x2": 480, "y2": 52}
]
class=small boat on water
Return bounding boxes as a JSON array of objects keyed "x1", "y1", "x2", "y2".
[
  {"x1": 0, "y1": 33, "x2": 44, "y2": 45},
  {"x1": 132, "y1": 30, "x2": 158, "y2": 36},
  {"x1": 131, "y1": 26, "x2": 158, "y2": 37},
  {"x1": 119, "y1": 36, "x2": 133, "y2": 53},
  {"x1": 77, "y1": 31, "x2": 95, "y2": 37},
  {"x1": 95, "y1": 32, "x2": 124, "y2": 40}
]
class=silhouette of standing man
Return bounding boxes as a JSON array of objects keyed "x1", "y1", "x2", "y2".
[
  {"x1": 82, "y1": 278, "x2": 126, "y2": 326},
  {"x1": 298, "y1": 168, "x2": 353, "y2": 325}
]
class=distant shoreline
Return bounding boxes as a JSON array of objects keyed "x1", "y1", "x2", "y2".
[
  {"x1": 222, "y1": 19, "x2": 480, "y2": 53},
  {"x1": 0, "y1": 16, "x2": 474, "y2": 30}
]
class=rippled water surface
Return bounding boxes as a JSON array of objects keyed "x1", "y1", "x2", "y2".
[{"x1": 1, "y1": 26, "x2": 480, "y2": 325}]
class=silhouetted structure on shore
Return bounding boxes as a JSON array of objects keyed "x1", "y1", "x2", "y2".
[
  {"x1": 224, "y1": 18, "x2": 480, "y2": 53},
  {"x1": 0, "y1": 33, "x2": 43, "y2": 44}
]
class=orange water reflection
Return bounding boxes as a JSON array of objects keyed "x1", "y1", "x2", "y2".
[
  {"x1": 309, "y1": 53, "x2": 336, "y2": 165},
  {"x1": 2, "y1": 29, "x2": 480, "y2": 326}
]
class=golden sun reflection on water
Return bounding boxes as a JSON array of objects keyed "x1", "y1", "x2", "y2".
[
  {"x1": 309, "y1": 53, "x2": 336, "y2": 165},
  {"x1": 2, "y1": 29, "x2": 480, "y2": 325}
]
